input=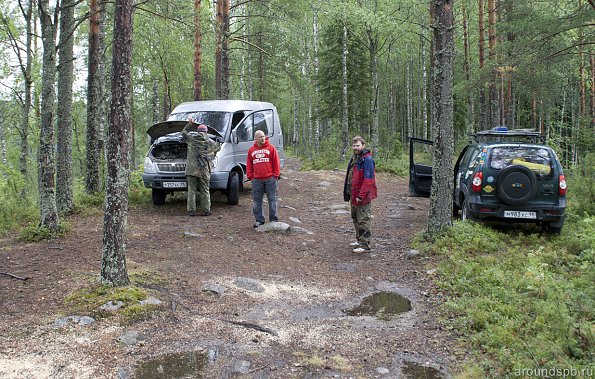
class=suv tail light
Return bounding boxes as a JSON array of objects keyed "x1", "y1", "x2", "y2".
[
  {"x1": 472, "y1": 172, "x2": 483, "y2": 193},
  {"x1": 559, "y1": 175, "x2": 567, "y2": 196}
]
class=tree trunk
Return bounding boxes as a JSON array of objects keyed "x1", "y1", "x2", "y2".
[
  {"x1": 293, "y1": 96, "x2": 299, "y2": 145},
  {"x1": 478, "y1": 0, "x2": 487, "y2": 130},
  {"x1": 101, "y1": 0, "x2": 133, "y2": 287},
  {"x1": 406, "y1": 43, "x2": 413, "y2": 140},
  {"x1": 421, "y1": 25, "x2": 428, "y2": 140},
  {"x1": 193, "y1": 0, "x2": 202, "y2": 101},
  {"x1": 369, "y1": 30, "x2": 379, "y2": 154},
  {"x1": 341, "y1": 23, "x2": 349, "y2": 160},
  {"x1": 37, "y1": 0, "x2": 60, "y2": 234},
  {"x1": 427, "y1": 0, "x2": 455, "y2": 235},
  {"x1": 0, "y1": 112, "x2": 6, "y2": 165},
  {"x1": 215, "y1": 0, "x2": 222, "y2": 99},
  {"x1": 221, "y1": 0, "x2": 230, "y2": 99},
  {"x1": 152, "y1": 79, "x2": 160, "y2": 123},
  {"x1": 488, "y1": 0, "x2": 498, "y2": 127},
  {"x1": 86, "y1": 0, "x2": 103, "y2": 194},
  {"x1": 56, "y1": 0, "x2": 76, "y2": 214},
  {"x1": 312, "y1": 7, "x2": 320, "y2": 153},
  {"x1": 462, "y1": 2, "x2": 475, "y2": 133},
  {"x1": 10, "y1": 0, "x2": 34, "y2": 196},
  {"x1": 591, "y1": 53, "x2": 595, "y2": 128}
]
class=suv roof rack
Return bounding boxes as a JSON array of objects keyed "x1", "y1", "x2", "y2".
[{"x1": 472, "y1": 126, "x2": 546, "y2": 144}]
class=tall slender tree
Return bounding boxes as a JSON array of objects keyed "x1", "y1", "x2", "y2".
[
  {"x1": 101, "y1": 0, "x2": 134, "y2": 286},
  {"x1": 86, "y1": 0, "x2": 104, "y2": 194},
  {"x1": 427, "y1": 0, "x2": 455, "y2": 235},
  {"x1": 37, "y1": 0, "x2": 60, "y2": 233},
  {"x1": 56, "y1": 0, "x2": 76, "y2": 214},
  {"x1": 193, "y1": 0, "x2": 202, "y2": 100}
]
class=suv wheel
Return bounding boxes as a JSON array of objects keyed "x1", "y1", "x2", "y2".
[
  {"x1": 497, "y1": 165, "x2": 537, "y2": 205},
  {"x1": 152, "y1": 188, "x2": 166, "y2": 205},
  {"x1": 461, "y1": 198, "x2": 471, "y2": 221},
  {"x1": 226, "y1": 171, "x2": 240, "y2": 205}
]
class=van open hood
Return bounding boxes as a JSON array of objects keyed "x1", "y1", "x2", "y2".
[{"x1": 147, "y1": 121, "x2": 222, "y2": 140}]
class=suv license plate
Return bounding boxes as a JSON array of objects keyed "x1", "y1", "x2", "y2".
[
  {"x1": 163, "y1": 182, "x2": 186, "y2": 189},
  {"x1": 504, "y1": 210, "x2": 536, "y2": 219}
]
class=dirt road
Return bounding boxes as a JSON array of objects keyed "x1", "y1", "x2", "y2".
[{"x1": 0, "y1": 158, "x2": 455, "y2": 378}]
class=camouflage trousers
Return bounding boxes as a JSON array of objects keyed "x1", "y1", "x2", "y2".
[
  {"x1": 187, "y1": 171, "x2": 210, "y2": 212},
  {"x1": 351, "y1": 203, "x2": 372, "y2": 249}
]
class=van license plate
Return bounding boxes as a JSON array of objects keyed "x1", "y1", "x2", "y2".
[
  {"x1": 504, "y1": 210, "x2": 536, "y2": 219},
  {"x1": 163, "y1": 182, "x2": 186, "y2": 188}
]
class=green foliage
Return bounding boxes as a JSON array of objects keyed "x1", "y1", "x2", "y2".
[
  {"x1": 414, "y1": 218, "x2": 595, "y2": 376},
  {"x1": 129, "y1": 165, "x2": 151, "y2": 206},
  {"x1": 19, "y1": 221, "x2": 71, "y2": 242},
  {"x1": 0, "y1": 166, "x2": 37, "y2": 236}
]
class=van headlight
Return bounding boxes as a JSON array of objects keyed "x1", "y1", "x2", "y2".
[
  {"x1": 210, "y1": 156, "x2": 218, "y2": 169},
  {"x1": 144, "y1": 157, "x2": 158, "y2": 173}
]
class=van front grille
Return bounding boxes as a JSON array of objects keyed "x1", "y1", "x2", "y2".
[{"x1": 157, "y1": 163, "x2": 186, "y2": 172}]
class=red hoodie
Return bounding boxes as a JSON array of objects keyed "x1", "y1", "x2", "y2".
[{"x1": 246, "y1": 138, "x2": 280, "y2": 180}]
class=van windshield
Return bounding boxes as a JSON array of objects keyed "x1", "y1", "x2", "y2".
[{"x1": 167, "y1": 111, "x2": 231, "y2": 135}]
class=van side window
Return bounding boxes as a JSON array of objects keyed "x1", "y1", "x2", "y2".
[
  {"x1": 254, "y1": 110, "x2": 274, "y2": 137},
  {"x1": 236, "y1": 115, "x2": 254, "y2": 142}
]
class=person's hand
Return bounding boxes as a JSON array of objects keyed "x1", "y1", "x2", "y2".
[
  {"x1": 356, "y1": 197, "x2": 362, "y2": 203},
  {"x1": 273, "y1": 176, "x2": 279, "y2": 180},
  {"x1": 187, "y1": 117, "x2": 195, "y2": 124}
]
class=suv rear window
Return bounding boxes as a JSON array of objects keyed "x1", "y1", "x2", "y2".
[{"x1": 489, "y1": 146, "x2": 553, "y2": 176}]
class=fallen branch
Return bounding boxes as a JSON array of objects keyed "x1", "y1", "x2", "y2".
[
  {"x1": 219, "y1": 319, "x2": 278, "y2": 336},
  {"x1": 0, "y1": 272, "x2": 29, "y2": 280}
]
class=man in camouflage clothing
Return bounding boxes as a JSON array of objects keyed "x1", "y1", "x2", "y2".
[
  {"x1": 182, "y1": 118, "x2": 220, "y2": 216},
  {"x1": 343, "y1": 136, "x2": 378, "y2": 253}
]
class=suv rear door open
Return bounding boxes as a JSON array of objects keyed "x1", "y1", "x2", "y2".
[{"x1": 409, "y1": 137, "x2": 433, "y2": 197}]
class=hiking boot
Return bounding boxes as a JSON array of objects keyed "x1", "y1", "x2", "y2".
[
  {"x1": 187, "y1": 211, "x2": 198, "y2": 217},
  {"x1": 198, "y1": 211, "x2": 212, "y2": 216},
  {"x1": 349, "y1": 241, "x2": 360, "y2": 247},
  {"x1": 253, "y1": 221, "x2": 264, "y2": 228},
  {"x1": 352, "y1": 246, "x2": 371, "y2": 254}
]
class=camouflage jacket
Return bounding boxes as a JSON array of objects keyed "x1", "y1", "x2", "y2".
[{"x1": 182, "y1": 123, "x2": 221, "y2": 176}]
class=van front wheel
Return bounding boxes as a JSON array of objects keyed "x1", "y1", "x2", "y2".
[{"x1": 227, "y1": 172, "x2": 240, "y2": 205}]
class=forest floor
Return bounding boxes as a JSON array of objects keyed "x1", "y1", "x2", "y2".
[{"x1": 0, "y1": 158, "x2": 461, "y2": 379}]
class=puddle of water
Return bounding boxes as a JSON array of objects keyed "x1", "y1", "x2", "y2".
[
  {"x1": 345, "y1": 292, "x2": 412, "y2": 320},
  {"x1": 401, "y1": 361, "x2": 444, "y2": 379},
  {"x1": 134, "y1": 351, "x2": 207, "y2": 379}
]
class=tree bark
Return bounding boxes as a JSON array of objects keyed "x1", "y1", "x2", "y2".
[
  {"x1": 37, "y1": 0, "x2": 60, "y2": 234},
  {"x1": 341, "y1": 23, "x2": 349, "y2": 160},
  {"x1": 193, "y1": 0, "x2": 202, "y2": 101},
  {"x1": 312, "y1": 6, "x2": 320, "y2": 153},
  {"x1": 86, "y1": 0, "x2": 103, "y2": 194},
  {"x1": 56, "y1": 0, "x2": 76, "y2": 214},
  {"x1": 462, "y1": 2, "x2": 475, "y2": 133},
  {"x1": 215, "y1": 0, "x2": 223, "y2": 99},
  {"x1": 101, "y1": 0, "x2": 133, "y2": 287},
  {"x1": 406, "y1": 43, "x2": 413, "y2": 140},
  {"x1": 478, "y1": 0, "x2": 487, "y2": 130},
  {"x1": 488, "y1": 0, "x2": 498, "y2": 127},
  {"x1": 221, "y1": 0, "x2": 230, "y2": 99},
  {"x1": 427, "y1": 0, "x2": 455, "y2": 235}
]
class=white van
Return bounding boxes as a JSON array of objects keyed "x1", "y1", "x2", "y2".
[{"x1": 142, "y1": 100, "x2": 285, "y2": 205}]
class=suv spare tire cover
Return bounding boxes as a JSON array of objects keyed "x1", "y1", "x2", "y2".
[{"x1": 497, "y1": 165, "x2": 537, "y2": 205}]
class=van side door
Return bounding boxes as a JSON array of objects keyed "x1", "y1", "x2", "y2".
[{"x1": 233, "y1": 109, "x2": 276, "y2": 175}]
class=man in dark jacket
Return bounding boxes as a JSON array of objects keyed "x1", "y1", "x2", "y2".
[
  {"x1": 343, "y1": 136, "x2": 378, "y2": 253},
  {"x1": 247, "y1": 130, "x2": 281, "y2": 227},
  {"x1": 182, "y1": 118, "x2": 220, "y2": 216}
]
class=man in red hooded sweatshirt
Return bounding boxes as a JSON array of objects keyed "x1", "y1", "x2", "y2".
[
  {"x1": 247, "y1": 130, "x2": 281, "y2": 227},
  {"x1": 343, "y1": 136, "x2": 378, "y2": 253}
]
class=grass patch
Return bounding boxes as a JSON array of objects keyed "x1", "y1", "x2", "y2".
[
  {"x1": 19, "y1": 221, "x2": 72, "y2": 242},
  {"x1": 63, "y1": 283, "x2": 160, "y2": 323},
  {"x1": 414, "y1": 217, "x2": 594, "y2": 377}
]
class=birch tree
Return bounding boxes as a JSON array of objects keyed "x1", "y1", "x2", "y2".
[
  {"x1": 427, "y1": 0, "x2": 455, "y2": 235},
  {"x1": 193, "y1": 0, "x2": 202, "y2": 100},
  {"x1": 101, "y1": 0, "x2": 133, "y2": 286}
]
